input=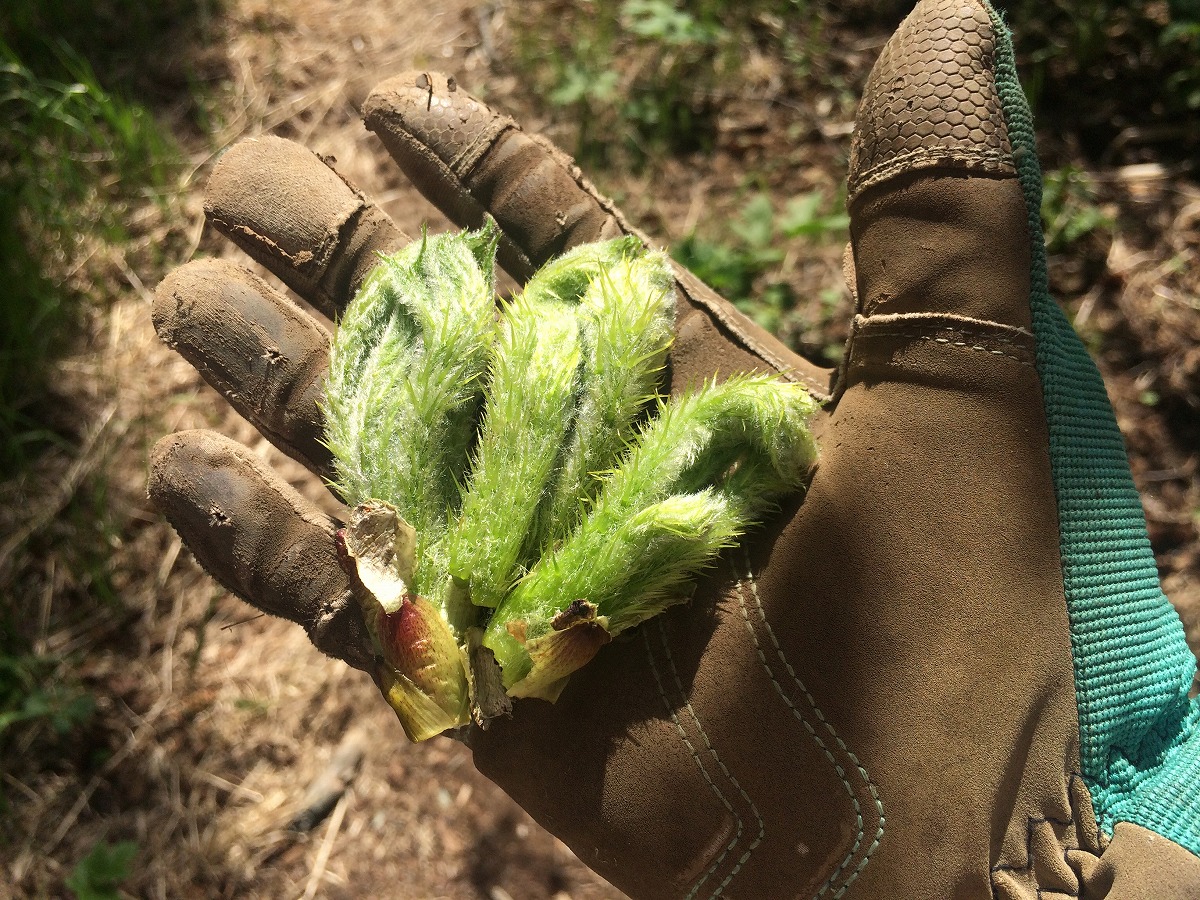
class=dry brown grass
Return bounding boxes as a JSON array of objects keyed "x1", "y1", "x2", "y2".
[{"x1": 1, "y1": 1, "x2": 623, "y2": 896}]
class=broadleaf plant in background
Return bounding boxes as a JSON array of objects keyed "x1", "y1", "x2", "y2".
[
  {"x1": 324, "y1": 220, "x2": 818, "y2": 741},
  {"x1": 66, "y1": 840, "x2": 137, "y2": 900}
]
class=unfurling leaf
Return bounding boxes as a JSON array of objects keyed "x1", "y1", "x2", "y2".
[{"x1": 338, "y1": 502, "x2": 469, "y2": 742}]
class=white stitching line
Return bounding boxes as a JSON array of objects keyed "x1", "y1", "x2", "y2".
[
  {"x1": 740, "y1": 550, "x2": 885, "y2": 898},
  {"x1": 854, "y1": 331, "x2": 1036, "y2": 368},
  {"x1": 655, "y1": 619, "x2": 765, "y2": 899},
  {"x1": 641, "y1": 628, "x2": 742, "y2": 899},
  {"x1": 862, "y1": 329, "x2": 1035, "y2": 355},
  {"x1": 731, "y1": 574, "x2": 858, "y2": 897},
  {"x1": 737, "y1": 549, "x2": 886, "y2": 898},
  {"x1": 922, "y1": 334, "x2": 1034, "y2": 367}
]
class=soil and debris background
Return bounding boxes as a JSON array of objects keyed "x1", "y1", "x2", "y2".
[{"x1": 1, "y1": 1, "x2": 1198, "y2": 897}]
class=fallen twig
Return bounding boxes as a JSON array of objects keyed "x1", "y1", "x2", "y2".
[{"x1": 287, "y1": 728, "x2": 367, "y2": 833}]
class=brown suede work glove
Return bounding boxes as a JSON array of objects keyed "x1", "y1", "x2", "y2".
[{"x1": 148, "y1": 1, "x2": 1200, "y2": 896}]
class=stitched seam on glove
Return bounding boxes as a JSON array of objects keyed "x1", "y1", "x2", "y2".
[
  {"x1": 654, "y1": 618, "x2": 766, "y2": 898},
  {"x1": 642, "y1": 627, "x2": 746, "y2": 898},
  {"x1": 850, "y1": 147, "x2": 1016, "y2": 202},
  {"x1": 736, "y1": 549, "x2": 885, "y2": 897},
  {"x1": 989, "y1": 772, "x2": 1094, "y2": 899},
  {"x1": 835, "y1": 313, "x2": 1039, "y2": 400},
  {"x1": 853, "y1": 310, "x2": 1035, "y2": 340},
  {"x1": 847, "y1": 313, "x2": 1039, "y2": 372},
  {"x1": 854, "y1": 333, "x2": 1036, "y2": 368}
]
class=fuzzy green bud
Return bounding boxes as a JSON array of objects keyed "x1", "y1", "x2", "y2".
[
  {"x1": 485, "y1": 374, "x2": 819, "y2": 697},
  {"x1": 324, "y1": 221, "x2": 499, "y2": 562},
  {"x1": 542, "y1": 249, "x2": 676, "y2": 542},
  {"x1": 324, "y1": 224, "x2": 819, "y2": 738},
  {"x1": 444, "y1": 291, "x2": 582, "y2": 610}
]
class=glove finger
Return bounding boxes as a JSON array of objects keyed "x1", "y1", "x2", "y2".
[
  {"x1": 154, "y1": 258, "x2": 334, "y2": 480},
  {"x1": 363, "y1": 72, "x2": 835, "y2": 400},
  {"x1": 204, "y1": 135, "x2": 408, "y2": 319},
  {"x1": 148, "y1": 429, "x2": 372, "y2": 672},
  {"x1": 363, "y1": 71, "x2": 622, "y2": 282},
  {"x1": 843, "y1": 2, "x2": 1032, "y2": 331}
]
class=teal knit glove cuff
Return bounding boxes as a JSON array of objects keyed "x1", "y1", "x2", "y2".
[{"x1": 988, "y1": 1, "x2": 1200, "y2": 856}]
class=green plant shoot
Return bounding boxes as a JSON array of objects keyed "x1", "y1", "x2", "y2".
[
  {"x1": 446, "y1": 292, "x2": 581, "y2": 610},
  {"x1": 324, "y1": 223, "x2": 818, "y2": 741},
  {"x1": 544, "y1": 248, "x2": 677, "y2": 540},
  {"x1": 484, "y1": 375, "x2": 818, "y2": 700}
]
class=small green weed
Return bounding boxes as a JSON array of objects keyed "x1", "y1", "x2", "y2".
[
  {"x1": 511, "y1": 1, "x2": 822, "y2": 164},
  {"x1": 672, "y1": 189, "x2": 848, "y2": 338},
  {"x1": 674, "y1": 195, "x2": 783, "y2": 302},
  {"x1": 66, "y1": 840, "x2": 137, "y2": 900},
  {"x1": 234, "y1": 696, "x2": 271, "y2": 716},
  {"x1": 1041, "y1": 166, "x2": 1113, "y2": 254},
  {"x1": 0, "y1": 651, "x2": 95, "y2": 741},
  {"x1": 777, "y1": 190, "x2": 850, "y2": 239}
]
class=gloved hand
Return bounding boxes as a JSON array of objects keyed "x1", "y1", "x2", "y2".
[{"x1": 147, "y1": 1, "x2": 1200, "y2": 896}]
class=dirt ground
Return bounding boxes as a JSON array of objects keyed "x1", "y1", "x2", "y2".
[
  {"x1": 4, "y1": 2, "x2": 628, "y2": 897},
  {"x1": 2, "y1": 1, "x2": 1198, "y2": 898}
]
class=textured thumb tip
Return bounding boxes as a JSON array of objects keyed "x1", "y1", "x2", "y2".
[{"x1": 847, "y1": 0, "x2": 1015, "y2": 203}]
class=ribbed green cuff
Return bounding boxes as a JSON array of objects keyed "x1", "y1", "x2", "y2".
[{"x1": 986, "y1": 0, "x2": 1200, "y2": 856}]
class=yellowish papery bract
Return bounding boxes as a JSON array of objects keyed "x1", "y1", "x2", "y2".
[{"x1": 323, "y1": 221, "x2": 818, "y2": 740}]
